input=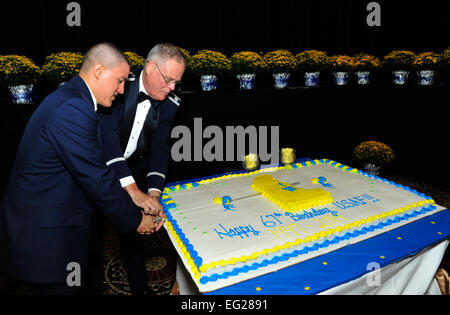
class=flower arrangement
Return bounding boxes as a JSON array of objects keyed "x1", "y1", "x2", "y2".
[
  {"x1": 230, "y1": 51, "x2": 266, "y2": 74},
  {"x1": 263, "y1": 50, "x2": 297, "y2": 73},
  {"x1": 438, "y1": 47, "x2": 450, "y2": 83},
  {"x1": 353, "y1": 141, "x2": 395, "y2": 166},
  {"x1": 41, "y1": 52, "x2": 83, "y2": 83},
  {"x1": 352, "y1": 53, "x2": 381, "y2": 71},
  {"x1": 438, "y1": 47, "x2": 450, "y2": 69},
  {"x1": 295, "y1": 50, "x2": 328, "y2": 72},
  {"x1": 0, "y1": 55, "x2": 41, "y2": 86},
  {"x1": 123, "y1": 51, "x2": 145, "y2": 69},
  {"x1": 327, "y1": 55, "x2": 355, "y2": 72},
  {"x1": 412, "y1": 51, "x2": 440, "y2": 70},
  {"x1": 177, "y1": 47, "x2": 192, "y2": 65},
  {"x1": 189, "y1": 49, "x2": 231, "y2": 76},
  {"x1": 382, "y1": 50, "x2": 416, "y2": 70}
]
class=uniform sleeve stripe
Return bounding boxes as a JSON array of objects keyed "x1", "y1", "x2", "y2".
[
  {"x1": 106, "y1": 157, "x2": 126, "y2": 166},
  {"x1": 147, "y1": 171, "x2": 166, "y2": 179}
]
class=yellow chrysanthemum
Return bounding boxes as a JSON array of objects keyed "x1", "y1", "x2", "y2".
[
  {"x1": 123, "y1": 51, "x2": 145, "y2": 69},
  {"x1": 230, "y1": 51, "x2": 266, "y2": 74},
  {"x1": 0, "y1": 55, "x2": 41, "y2": 85},
  {"x1": 189, "y1": 50, "x2": 231, "y2": 75},
  {"x1": 41, "y1": 52, "x2": 83, "y2": 83},
  {"x1": 353, "y1": 141, "x2": 395, "y2": 166},
  {"x1": 263, "y1": 50, "x2": 297, "y2": 73}
]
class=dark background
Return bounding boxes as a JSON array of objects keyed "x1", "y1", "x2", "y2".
[
  {"x1": 0, "y1": 0, "x2": 448, "y2": 61},
  {"x1": 0, "y1": 0, "x2": 449, "y2": 199}
]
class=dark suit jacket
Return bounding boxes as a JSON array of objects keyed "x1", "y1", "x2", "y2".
[
  {"x1": 0, "y1": 76, "x2": 141, "y2": 283},
  {"x1": 98, "y1": 70, "x2": 180, "y2": 191}
]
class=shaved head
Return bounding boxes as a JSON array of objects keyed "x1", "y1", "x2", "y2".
[
  {"x1": 78, "y1": 42, "x2": 130, "y2": 107},
  {"x1": 79, "y1": 42, "x2": 129, "y2": 74}
]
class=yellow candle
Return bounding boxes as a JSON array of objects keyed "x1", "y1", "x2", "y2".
[
  {"x1": 244, "y1": 153, "x2": 259, "y2": 170},
  {"x1": 281, "y1": 148, "x2": 295, "y2": 164}
]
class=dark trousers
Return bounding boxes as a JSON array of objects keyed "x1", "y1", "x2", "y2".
[
  {"x1": 87, "y1": 209, "x2": 148, "y2": 295},
  {"x1": 87, "y1": 159, "x2": 149, "y2": 295},
  {"x1": 119, "y1": 231, "x2": 148, "y2": 295},
  {"x1": 119, "y1": 162, "x2": 149, "y2": 295}
]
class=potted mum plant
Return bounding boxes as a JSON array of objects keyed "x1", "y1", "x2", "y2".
[
  {"x1": 327, "y1": 55, "x2": 355, "y2": 86},
  {"x1": 189, "y1": 49, "x2": 231, "y2": 91},
  {"x1": 41, "y1": 52, "x2": 83, "y2": 86},
  {"x1": 263, "y1": 50, "x2": 297, "y2": 89},
  {"x1": 438, "y1": 47, "x2": 450, "y2": 85},
  {"x1": 412, "y1": 52, "x2": 440, "y2": 85},
  {"x1": 123, "y1": 51, "x2": 145, "y2": 81},
  {"x1": 230, "y1": 51, "x2": 266, "y2": 90},
  {"x1": 382, "y1": 50, "x2": 416, "y2": 85},
  {"x1": 177, "y1": 47, "x2": 192, "y2": 65},
  {"x1": 353, "y1": 140, "x2": 395, "y2": 175},
  {"x1": 295, "y1": 50, "x2": 328, "y2": 87},
  {"x1": 352, "y1": 53, "x2": 381, "y2": 85},
  {"x1": 0, "y1": 55, "x2": 40, "y2": 104}
]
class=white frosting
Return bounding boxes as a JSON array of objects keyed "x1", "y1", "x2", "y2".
[{"x1": 163, "y1": 160, "x2": 442, "y2": 292}]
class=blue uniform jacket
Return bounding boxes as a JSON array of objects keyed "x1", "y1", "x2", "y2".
[{"x1": 0, "y1": 76, "x2": 141, "y2": 283}]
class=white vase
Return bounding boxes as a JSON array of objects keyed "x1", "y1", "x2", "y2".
[
  {"x1": 237, "y1": 73, "x2": 256, "y2": 90},
  {"x1": 364, "y1": 163, "x2": 381, "y2": 176},
  {"x1": 304, "y1": 72, "x2": 320, "y2": 87},
  {"x1": 272, "y1": 73, "x2": 290, "y2": 89},
  {"x1": 417, "y1": 70, "x2": 435, "y2": 85},
  {"x1": 200, "y1": 75, "x2": 218, "y2": 91},
  {"x1": 8, "y1": 84, "x2": 34, "y2": 104},
  {"x1": 332, "y1": 72, "x2": 350, "y2": 86},
  {"x1": 392, "y1": 70, "x2": 409, "y2": 85},
  {"x1": 355, "y1": 71, "x2": 371, "y2": 85}
]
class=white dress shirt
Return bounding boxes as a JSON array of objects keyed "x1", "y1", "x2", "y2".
[
  {"x1": 123, "y1": 72, "x2": 152, "y2": 159},
  {"x1": 118, "y1": 73, "x2": 161, "y2": 194},
  {"x1": 84, "y1": 80, "x2": 98, "y2": 112}
]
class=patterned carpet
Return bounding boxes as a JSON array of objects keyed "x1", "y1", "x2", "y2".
[{"x1": 101, "y1": 224, "x2": 178, "y2": 295}]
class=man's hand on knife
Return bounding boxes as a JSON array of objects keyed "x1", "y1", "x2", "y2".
[{"x1": 124, "y1": 182, "x2": 163, "y2": 215}]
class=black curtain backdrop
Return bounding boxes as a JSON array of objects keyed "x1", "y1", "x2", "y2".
[{"x1": 0, "y1": 0, "x2": 448, "y2": 61}]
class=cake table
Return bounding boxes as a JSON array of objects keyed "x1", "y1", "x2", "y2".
[{"x1": 163, "y1": 158, "x2": 450, "y2": 294}]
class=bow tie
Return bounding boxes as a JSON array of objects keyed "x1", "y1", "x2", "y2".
[
  {"x1": 138, "y1": 91, "x2": 160, "y2": 119},
  {"x1": 138, "y1": 91, "x2": 157, "y2": 106}
]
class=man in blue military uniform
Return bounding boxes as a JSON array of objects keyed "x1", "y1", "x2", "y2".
[
  {"x1": 0, "y1": 42, "x2": 158, "y2": 294},
  {"x1": 98, "y1": 43, "x2": 185, "y2": 295}
]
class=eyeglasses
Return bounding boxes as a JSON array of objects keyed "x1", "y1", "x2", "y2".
[{"x1": 154, "y1": 62, "x2": 181, "y2": 86}]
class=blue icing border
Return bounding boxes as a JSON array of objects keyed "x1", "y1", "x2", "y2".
[
  {"x1": 161, "y1": 158, "x2": 436, "y2": 285},
  {"x1": 198, "y1": 203, "x2": 437, "y2": 285}
]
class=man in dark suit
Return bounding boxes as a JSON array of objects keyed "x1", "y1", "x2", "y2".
[
  {"x1": 98, "y1": 43, "x2": 185, "y2": 295},
  {"x1": 0, "y1": 42, "x2": 157, "y2": 294}
]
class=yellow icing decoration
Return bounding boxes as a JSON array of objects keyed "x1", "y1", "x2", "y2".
[
  {"x1": 213, "y1": 197, "x2": 223, "y2": 204},
  {"x1": 251, "y1": 174, "x2": 333, "y2": 212}
]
